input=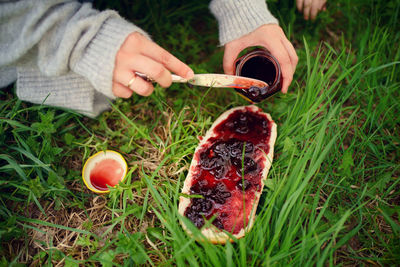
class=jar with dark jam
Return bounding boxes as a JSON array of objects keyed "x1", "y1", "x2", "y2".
[{"x1": 234, "y1": 48, "x2": 282, "y2": 103}]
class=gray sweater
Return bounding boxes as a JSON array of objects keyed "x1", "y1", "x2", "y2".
[{"x1": 0, "y1": 0, "x2": 278, "y2": 117}]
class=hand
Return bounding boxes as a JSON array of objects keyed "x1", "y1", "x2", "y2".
[
  {"x1": 223, "y1": 24, "x2": 298, "y2": 94},
  {"x1": 296, "y1": 0, "x2": 327, "y2": 20},
  {"x1": 112, "y1": 32, "x2": 194, "y2": 98}
]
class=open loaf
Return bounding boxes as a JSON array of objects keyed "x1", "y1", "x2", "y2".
[{"x1": 178, "y1": 105, "x2": 277, "y2": 243}]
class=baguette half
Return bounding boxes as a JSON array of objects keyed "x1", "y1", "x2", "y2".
[{"x1": 179, "y1": 105, "x2": 277, "y2": 243}]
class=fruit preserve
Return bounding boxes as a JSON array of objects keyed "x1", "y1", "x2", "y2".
[
  {"x1": 233, "y1": 49, "x2": 282, "y2": 103},
  {"x1": 184, "y1": 106, "x2": 273, "y2": 234}
]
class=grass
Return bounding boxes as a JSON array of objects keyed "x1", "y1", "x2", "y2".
[{"x1": 1, "y1": 0, "x2": 399, "y2": 265}]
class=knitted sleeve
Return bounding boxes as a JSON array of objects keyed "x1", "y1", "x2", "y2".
[
  {"x1": 209, "y1": 0, "x2": 279, "y2": 45},
  {"x1": 0, "y1": 0, "x2": 150, "y2": 117}
]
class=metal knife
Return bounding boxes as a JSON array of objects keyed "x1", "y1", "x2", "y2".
[{"x1": 135, "y1": 72, "x2": 268, "y2": 89}]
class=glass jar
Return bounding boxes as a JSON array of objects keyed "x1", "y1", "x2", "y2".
[{"x1": 233, "y1": 48, "x2": 282, "y2": 102}]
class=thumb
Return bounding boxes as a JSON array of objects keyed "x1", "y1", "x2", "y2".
[{"x1": 223, "y1": 44, "x2": 241, "y2": 75}]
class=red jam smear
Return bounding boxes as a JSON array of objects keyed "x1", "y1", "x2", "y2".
[
  {"x1": 90, "y1": 159, "x2": 124, "y2": 191},
  {"x1": 184, "y1": 107, "x2": 272, "y2": 234},
  {"x1": 228, "y1": 77, "x2": 267, "y2": 89}
]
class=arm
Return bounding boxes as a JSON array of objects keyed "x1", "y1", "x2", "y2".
[
  {"x1": 210, "y1": 0, "x2": 298, "y2": 93},
  {"x1": 1, "y1": 0, "x2": 193, "y2": 116},
  {"x1": 1, "y1": 0, "x2": 144, "y2": 99}
]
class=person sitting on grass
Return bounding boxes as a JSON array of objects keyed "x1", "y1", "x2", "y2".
[{"x1": 0, "y1": 0, "x2": 325, "y2": 117}]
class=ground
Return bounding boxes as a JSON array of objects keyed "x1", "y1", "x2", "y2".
[{"x1": 0, "y1": 0, "x2": 399, "y2": 266}]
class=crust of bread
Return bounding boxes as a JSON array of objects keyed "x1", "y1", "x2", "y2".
[{"x1": 178, "y1": 105, "x2": 277, "y2": 243}]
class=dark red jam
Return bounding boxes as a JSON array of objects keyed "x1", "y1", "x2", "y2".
[
  {"x1": 235, "y1": 86, "x2": 277, "y2": 103},
  {"x1": 234, "y1": 49, "x2": 281, "y2": 103},
  {"x1": 184, "y1": 107, "x2": 272, "y2": 234},
  {"x1": 238, "y1": 55, "x2": 277, "y2": 85}
]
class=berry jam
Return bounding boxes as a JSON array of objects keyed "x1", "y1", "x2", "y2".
[
  {"x1": 235, "y1": 86, "x2": 277, "y2": 103},
  {"x1": 233, "y1": 49, "x2": 282, "y2": 103},
  {"x1": 90, "y1": 159, "x2": 124, "y2": 191},
  {"x1": 184, "y1": 107, "x2": 272, "y2": 234},
  {"x1": 239, "y1": 55, "x2": 276, "y2": 85}
]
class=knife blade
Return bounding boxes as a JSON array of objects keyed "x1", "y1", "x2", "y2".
[
  {"x1": 135, "y1": 72, "x2": 268, "y2": 89},
  {"x1": 182, "y1": 74, "x2": 268, "y2": 89}
]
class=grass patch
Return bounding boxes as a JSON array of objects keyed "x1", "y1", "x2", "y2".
[{"x1": 1, "y1": 0, "x2": 399, "y2": 265}]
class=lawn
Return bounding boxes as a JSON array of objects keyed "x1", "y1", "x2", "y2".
[{"x1": 1, "y1": 0, "x2": 399, "y2": 266}]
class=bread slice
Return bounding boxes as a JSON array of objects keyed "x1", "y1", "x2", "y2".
[{"x1": 178, "y1": 105, "x2": 277, "y2": 243}]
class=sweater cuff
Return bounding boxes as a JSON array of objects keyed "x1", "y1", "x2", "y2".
[
  {"x1": 210, "y1": 0, "x2": 279, "y2": 45},
  {"x1": 73, "y1": 17, "x2": 150, "y2": 99}
]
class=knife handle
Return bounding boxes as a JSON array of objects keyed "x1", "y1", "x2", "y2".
[{"x1": 135, "y1": 72, "x2": 188, "y2": 84}]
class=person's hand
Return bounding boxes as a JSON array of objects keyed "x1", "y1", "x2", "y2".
[
  {"x1": 223, "y1": 24, "x2": 298, "y2": 94},
  {"x1": 112, "y1": 32, "x2": 194, "y2": 98},
  {"x1": 296, "y1": 0, "x2": 327, "y2": 20}
]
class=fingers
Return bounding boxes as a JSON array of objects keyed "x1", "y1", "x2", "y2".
[
  {"x1": 310, "y1": 0, "x2": 326, "y2": 20},
  {"x1": 139, "y1": 37, "x2": 194, "y2": 79},
  {"x1": 320, "y1": 0, "x2": 327, "y2": 12},
  {"x1": 296, "y1": 0, "x2": 304, "y2": 12},
  {"x1": 113, "y1": 68, "x2": 154, "y2": 97},
  {"x1": 116, "y1": 51, "x2": 172, "y2": 87},
  {"x1": 267, "y1": 43, "x2": 293, "y2": 94},
  {"x1": 112, "y1": 78, "x2": 154, "y2": 98},
  {"x1": 223, "y1": 44, "x2": 241, "y2": 75},
  {"x1": 310, "y1": 3, "x2": 320, "y2": 20},
  {"x1": 303, "y1": 0, "x2": 312, "y2": 20},
  {"x1": 113, "y1": 32, "x2": 194, "y2": 99},
  {"x1": 112, "y1": 82, "x2": 133, "y2": 98},
  {"x1": 258, "y1": 26, "x2": 297, "y2": 94},
  {"x1": 281, "y1": 39, "x2": 299, "y2": 72},
  {"x1": 281, "y1": 39, "x2": 298, "y2": 94},
  {"x1": 259, "y1": 26, "x2": 297, "y2": 93},
  {"x1": 130, "y1": 54, "x2": 173, "y2": 88},
  {"x1": 223, "y1": 24, "x2": 298, "y2": 94},
  {"x1": 298, "y1": 0, "x2": 326, "y2": 20}
]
